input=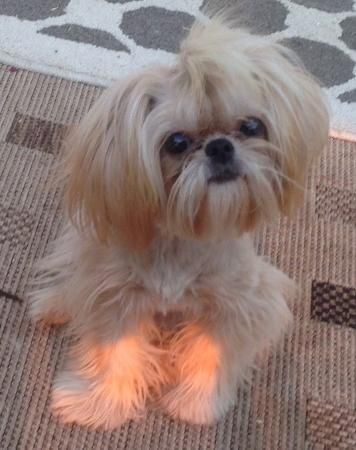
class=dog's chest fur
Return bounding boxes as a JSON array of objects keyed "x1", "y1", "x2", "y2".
[{"x1": 128, "y1": 235, "x2": 251, "y2": 311}]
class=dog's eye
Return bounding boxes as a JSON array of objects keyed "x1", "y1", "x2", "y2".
[
  {"x1": 238, "y1": 118, "x2": 267, "y2": 139},
  {"x1": 163, "y1": 132, "x2": 192, "y2": 154}
]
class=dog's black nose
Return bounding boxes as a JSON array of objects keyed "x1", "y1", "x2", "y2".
[{"x1": 205, "y1": 138, "x2": 234, "y2": 165}]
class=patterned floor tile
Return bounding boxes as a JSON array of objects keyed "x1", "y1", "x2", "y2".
[
  {"x1": 281, "y1": 37, "x2": 355, "y2": 88},
  {"x1": 121, "y1": 6, "x2": 195, "y2": 53},
  {"x1": 311, "y1": 280, "x2": 356, "y2": 329},
  {"x1": 291, "y1": 0, "x2": 354, "y2": 13},
  {"x1": 315, "y1": 184, "x2": 356, "y2": 226},
  {"x1": 0, "y1": 204, "x2": 35, "y2": 249},
  {"x1": 0, "y1": 0, "x2": 69, "y2": 21},
  {"x1": 0, "y1": 0, "x2": 355, "y2": 135},
  {"x1": 340, "y1": 17, "x2": 356, "y2": 51},
  {"x1": 6, "y1": 113, "x2": 67, "y2": 154},
  {"x1": 306, "y1": 398, "x2": 356, "y2": 449},
  {"x1": 40, "y1": 24, "x2": 129, "y2": 52}
]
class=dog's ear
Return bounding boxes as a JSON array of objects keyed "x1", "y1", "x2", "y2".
[
  {"x1": 63, "y1": 71, "x2": 162, "y2": 251},
  {"x1": 251, "y1": 43, "x2": 330, "y2": 215}
]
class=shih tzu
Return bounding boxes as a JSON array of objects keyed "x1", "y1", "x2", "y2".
[{"x1": 29, "y1": 18, "x2": 329, "y2": 429}]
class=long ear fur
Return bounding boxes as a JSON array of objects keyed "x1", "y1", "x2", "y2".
[
  {"x1": 251, "y1": 43, "x2": 330, "y2": 214},
  {"x1": 63, "y1": 71, "x2": 162, "y2": 250}
]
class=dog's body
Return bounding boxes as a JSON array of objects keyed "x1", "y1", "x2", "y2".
[
  {"x1": 29, "y1": 18, "x2": 329, "y2": 429},
  {"x1": 31, "y1": 223, "x2": 292, "y2": 427}
]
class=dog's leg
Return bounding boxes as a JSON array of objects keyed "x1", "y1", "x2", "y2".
[
  {"x1": 51, "y1": 321, "x2": 165, "y2": 429},
  {"x1": 162, "y1": 264, "x2": 292, "y2": 424},
  {"x1": 161, "y1": 321, "x2": 241, "y2": 424}
]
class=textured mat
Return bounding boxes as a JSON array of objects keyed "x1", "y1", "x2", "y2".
[
  {"x1": 0, "y1": 0, "x2": 355, "y2": 139},
  {"x1": 0, "y1": 65, "x2": 355, "y2": 449}
]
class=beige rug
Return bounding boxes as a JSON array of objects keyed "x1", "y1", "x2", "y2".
[{"x1": 0, "y1": 63, "x2": 355, "y2": 450}]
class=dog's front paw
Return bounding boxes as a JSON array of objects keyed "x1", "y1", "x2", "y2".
[
  {"x1": 51, "y1": 371, "x2": 145, "y2": 429},
  {"x1": 161, "y1": 382, "x2": 233, "y2": 425}
]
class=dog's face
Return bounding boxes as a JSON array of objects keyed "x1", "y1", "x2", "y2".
[{"x1": 65, "y1": 20, "x2": 329, "y2": 249}]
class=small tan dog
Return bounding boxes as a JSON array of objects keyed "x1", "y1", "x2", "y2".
[{"x1": 29, "y1": 18, "x2": 329, "y2": 429}]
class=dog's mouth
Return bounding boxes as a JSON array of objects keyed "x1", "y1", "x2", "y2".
[{"x1": 208, "y1": 168, "x2": 241, "y2": 184}]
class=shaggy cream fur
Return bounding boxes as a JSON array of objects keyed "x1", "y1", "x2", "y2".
[{"x1": 29, "y1": 17, "x2": 329, "y2": 429}]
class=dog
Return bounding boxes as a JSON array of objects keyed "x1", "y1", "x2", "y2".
[{"x1": 29, "y1": 17, "x2": 329, "y2": 429}]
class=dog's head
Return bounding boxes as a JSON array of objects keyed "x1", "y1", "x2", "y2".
[{"x1": 64, "y1": 19, "x2": 329, "y2": 250}]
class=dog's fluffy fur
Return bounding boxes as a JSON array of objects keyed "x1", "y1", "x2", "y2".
[{"x1": 29, "y1": 18, "x2": 329, "y2": 429}]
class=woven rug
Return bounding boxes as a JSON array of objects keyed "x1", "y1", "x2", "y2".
[{"x1": 0, "y1": 64, "x2": 355, "y2": 449}]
